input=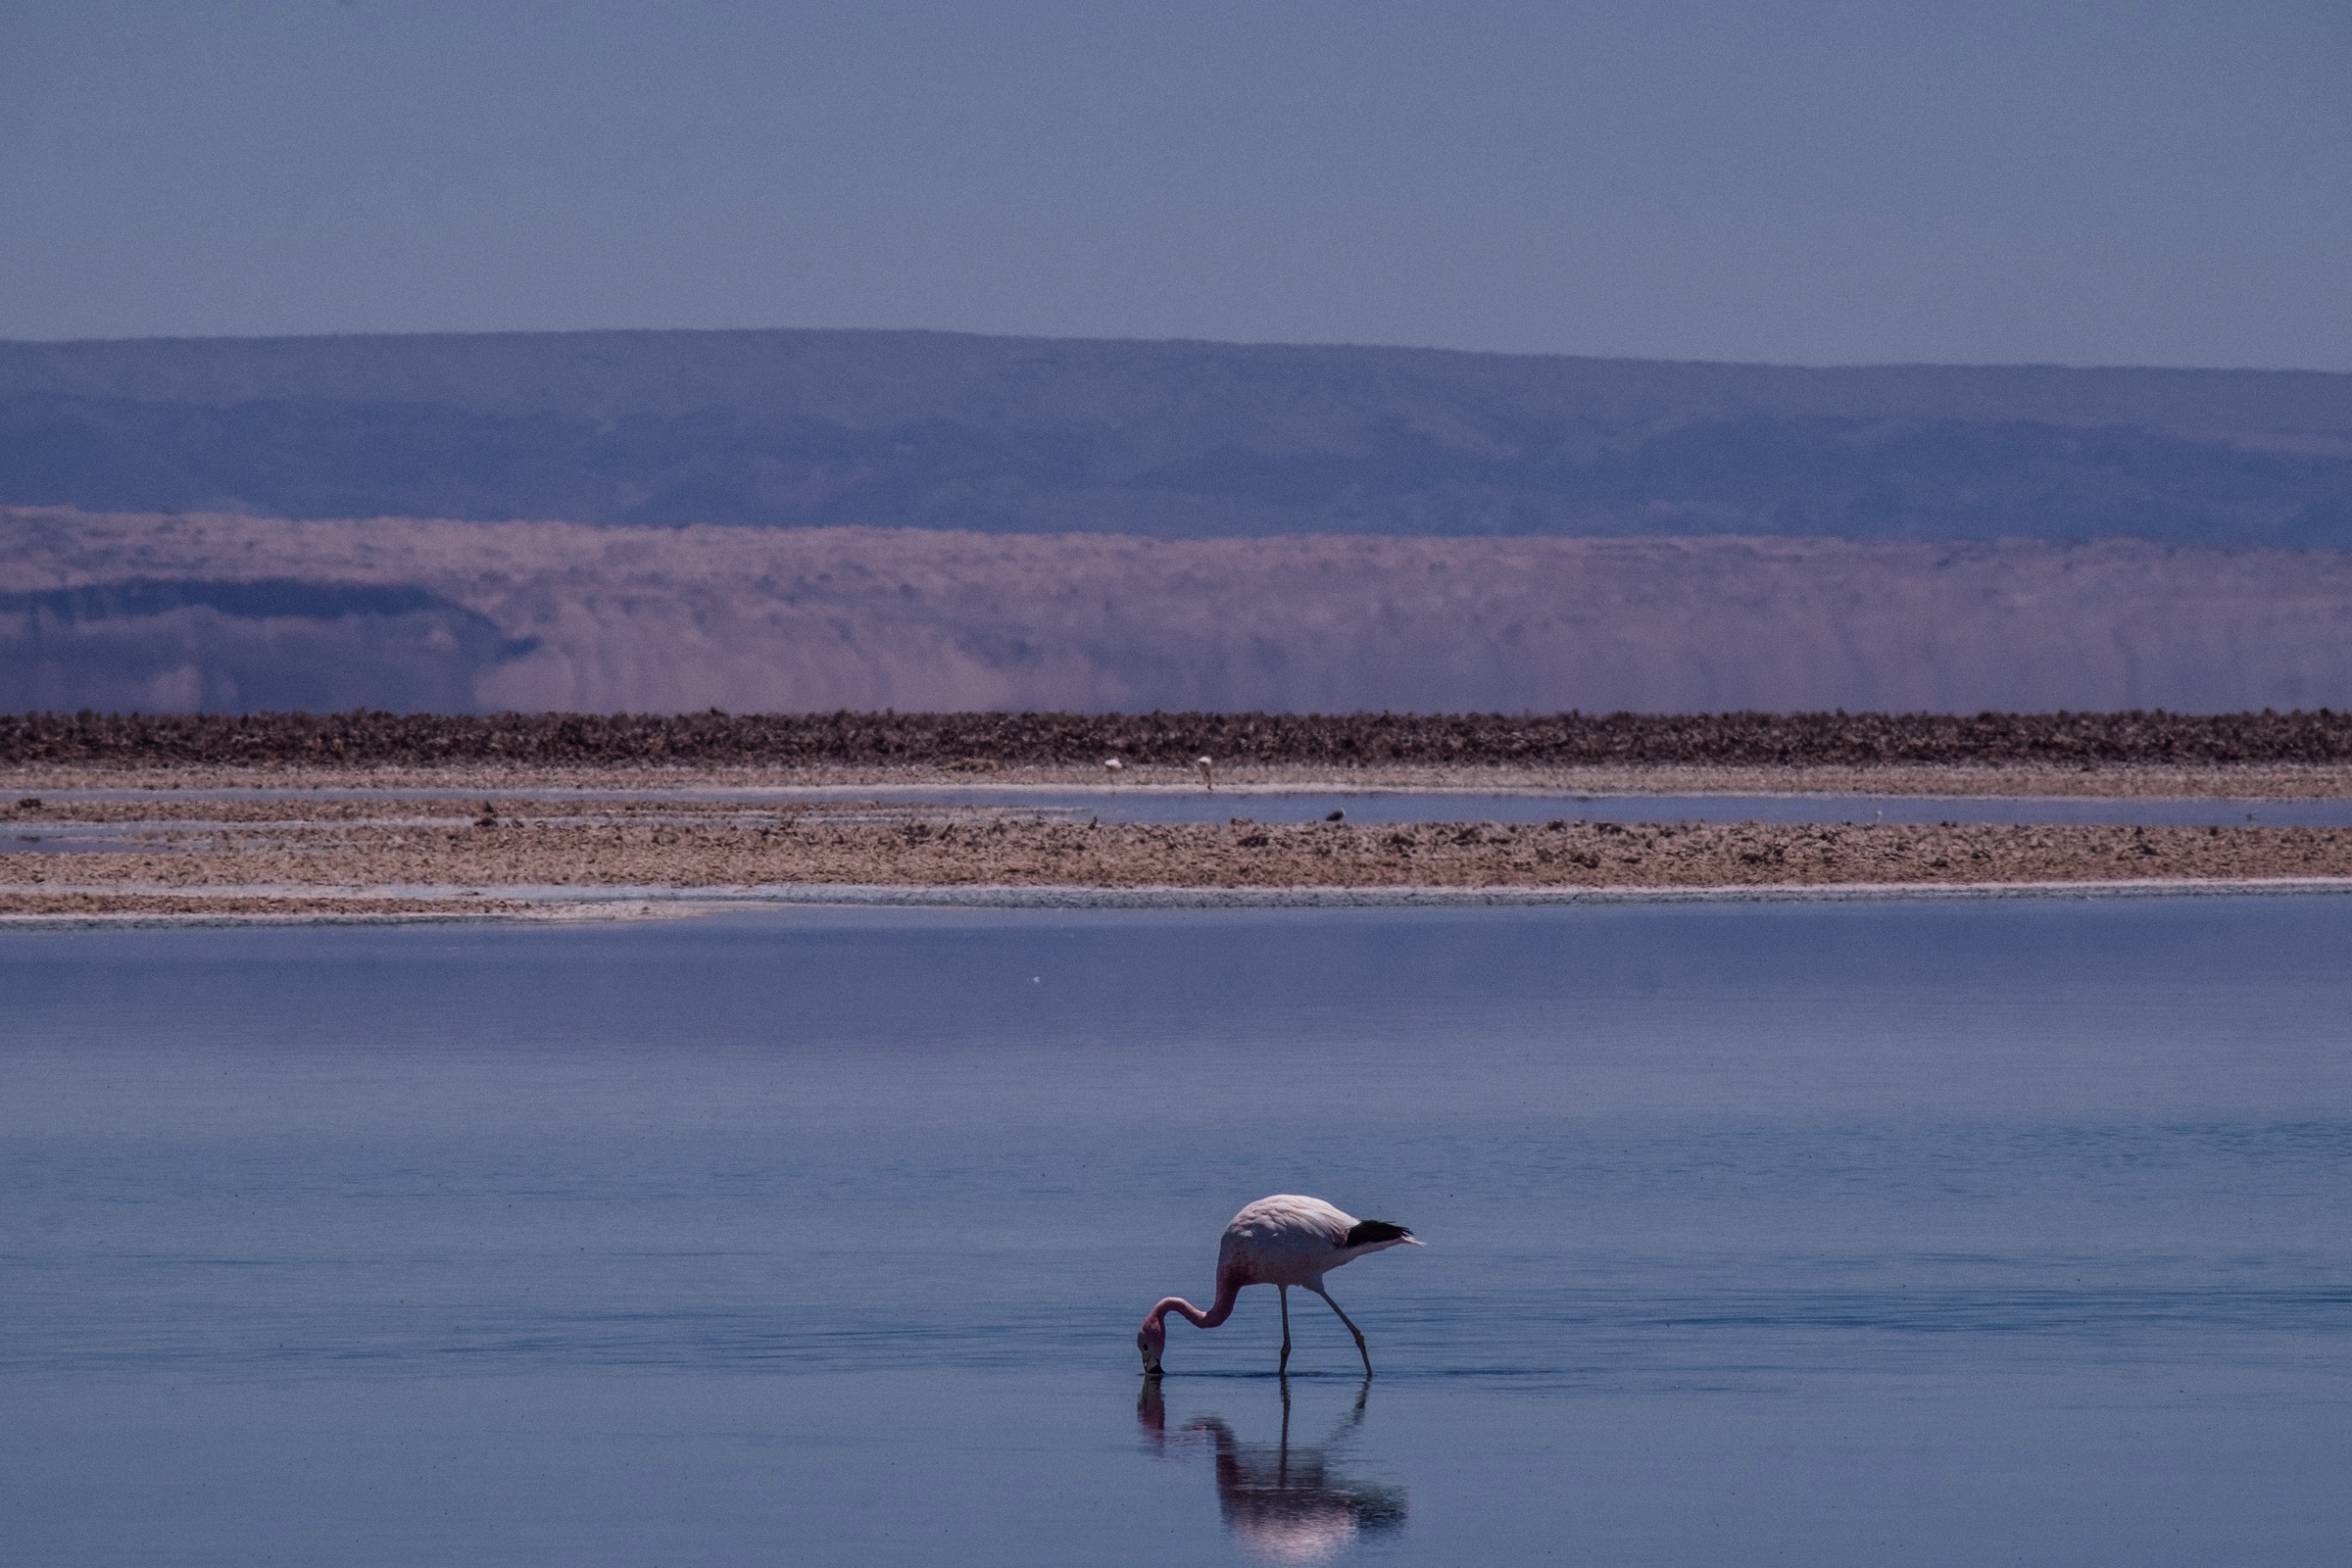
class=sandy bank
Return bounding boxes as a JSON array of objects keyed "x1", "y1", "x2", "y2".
[
  {"x1": 8, "y1": 877, "x2": 2352, "y2": 929},
  {"x1": 10, "y1": 784, "x2": 2352, "y2": 924}
]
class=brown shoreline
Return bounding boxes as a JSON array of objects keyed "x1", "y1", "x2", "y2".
[
  {"x1": 10, "y1": 782, "x2": 2352, "y2": 921},
  {"x1": 12, "y1": 709, "x2": 2352, "y2": 770}
]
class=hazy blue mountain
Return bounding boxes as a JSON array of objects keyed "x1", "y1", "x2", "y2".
[{"x1": 3, "y1": 329, "x2": 2350, "y2": 544}]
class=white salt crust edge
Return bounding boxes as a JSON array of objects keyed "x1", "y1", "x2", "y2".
[{"x1": 7, "y1": 876, "x2": 2352, "y2": 928}]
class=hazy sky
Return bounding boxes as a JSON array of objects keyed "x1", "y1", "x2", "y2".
[{"x1": 5, "y1": 2, "x2": 2347, "y2": 368}]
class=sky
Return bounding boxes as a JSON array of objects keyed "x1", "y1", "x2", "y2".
[{"x1": 3, "y1": 1, "x2": 2348, "y2": 368}]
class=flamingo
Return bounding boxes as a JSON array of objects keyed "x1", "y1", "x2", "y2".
[
  {"x1": 1138, "y1": 1195, "x2": 1420, "y2": 1377},
  {"x1": 1196, "y1": 756, "x2": 1216, "y2": 792}
]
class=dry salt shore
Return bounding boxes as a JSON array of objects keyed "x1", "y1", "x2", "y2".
[
  {"x1": 11, "y1": 882, "x2": 2352, "y2": 931},
  {"x1": 8, "y1": 770, "x2": 2352, "y2": 925}
]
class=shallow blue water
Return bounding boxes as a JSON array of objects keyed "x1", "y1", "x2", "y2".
[{"x1": 4, "y1": 900, "x2": 2350, "y2": 1565}]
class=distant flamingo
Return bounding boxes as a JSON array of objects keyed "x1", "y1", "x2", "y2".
[
  {"x1": 1139, "y1": 1195, "x2": 1420, "y2": 1377},
  {"x1": 1197, "y1": 756, "x2": 1216, "y2": 792}
]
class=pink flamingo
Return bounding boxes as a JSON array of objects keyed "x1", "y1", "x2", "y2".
[{"x1": 1138, "y1": 1195, "x2": 1421, "y2": 1377}]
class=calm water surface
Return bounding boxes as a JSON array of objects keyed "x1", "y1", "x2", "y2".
[{"x1": 5, "y1": 900, "x2": 2350, "y2": 1565}]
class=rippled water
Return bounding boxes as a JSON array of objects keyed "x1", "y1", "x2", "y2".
[{"x1": 5, "y1": 900, "x2": 2350, "y2": 1564}]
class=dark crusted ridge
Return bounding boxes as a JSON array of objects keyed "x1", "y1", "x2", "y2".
[{"x1": 7, "y1": 710, "x2": 2352, "y2": 767}]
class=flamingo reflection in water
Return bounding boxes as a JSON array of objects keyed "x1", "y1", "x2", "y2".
[{"x1": 1139, "y1": 1378, "x2": 1406, "y2": 1565}]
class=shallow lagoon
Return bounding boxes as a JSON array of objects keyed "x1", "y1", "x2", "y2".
[{"x1": 5, "y1": 899, "x2": 2350, "y2": 1565}]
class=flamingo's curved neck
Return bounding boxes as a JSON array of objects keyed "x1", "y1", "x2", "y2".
[{"x1": 1152, "y1": 1268, "x2": 1244, "y2": 1331}]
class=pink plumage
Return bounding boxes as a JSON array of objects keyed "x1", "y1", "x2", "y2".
[{"x1": 1138, "y1": 1195, "x2": 1421, "y2": 1376}]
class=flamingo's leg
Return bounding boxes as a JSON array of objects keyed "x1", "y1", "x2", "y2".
[
  {"x1": 1306, "y1": 1279, "x2": 1372, "y2": 1376},
  {"x1": 1277, "y1": 1285, "x2": 1292, "y2": 1375}
]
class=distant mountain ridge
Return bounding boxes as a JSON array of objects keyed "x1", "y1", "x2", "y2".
[{"x1": 4, "y1": 329, "x2": 2351, "y2": 545}]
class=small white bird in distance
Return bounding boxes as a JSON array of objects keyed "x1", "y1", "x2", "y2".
[
  {"x1": 1103, "y1": 757, "x2": 1125, "y2": 778},
  {"x1": 1196, "y1": 756, "x2": 1215, "y2": 792}
]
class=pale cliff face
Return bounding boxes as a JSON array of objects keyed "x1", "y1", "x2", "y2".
[{"x1": 8, "y1": 507, "x2": 2352, "y2": 714}]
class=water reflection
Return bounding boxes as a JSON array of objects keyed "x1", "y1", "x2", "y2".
[{"x1": 1140, "y1": 1379, "x2": 1407, "y2": 1564}]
